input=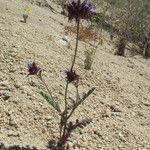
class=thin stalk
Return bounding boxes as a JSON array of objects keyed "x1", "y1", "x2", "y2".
[
  {"x1": 60, "y1": 3, "x2": 81, "y2": 146},
  {"x1": 64, "y1": 82, "x2": 69, "y2": 111},
  {"x1": 70, "y1": 18, "x2": 80, "y2": 71},
  {"x1": 61, "y1": 82, "x2": 69, "y2": 139},
  {"x1": 60, "y1": 124, "x2": 62, "y2": 139},
  {"x1": 67, "y1": 84, "x2": 79, "y2": 120},
  {"x1": 67, "y1": 107, "x2": 75, "y2": 121}
]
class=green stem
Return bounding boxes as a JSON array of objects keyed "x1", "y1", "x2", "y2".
[
  {"x1": 62, "y1": 82, "x2": 69, "y2": 138},
  {"x1": 70, "y1": 18, "x2": 80, "y2": 71},
  {"x1": 67, "y1": 84, "x2": 79, "y2": 120},
  {"x1": 64, "y1": 82, "x2": 69, "y2": 113},
  {"x1": 67, "y1": 107, "x2": 75, "y2": 120}
]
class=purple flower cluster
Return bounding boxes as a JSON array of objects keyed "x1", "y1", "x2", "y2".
[
  {"x1": 65, "y1": 69, "x2": 79, "y2": 82},
  {"x1": 28, "y1": 62, "x2": 40, "y2": 75},
  {"x1": 27, "y1": 62, "x2": 79, "y2": 83},
  {"x1": 64, "y1": 0, "x2": 94, "y2": 22}
]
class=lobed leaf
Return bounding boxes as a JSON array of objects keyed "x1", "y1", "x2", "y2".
[
  {"x1": 75, "y1": 87, "x2": 95, "y2": 108},
  {"x1": 40, "y1": 91, "x2": 61, "y2": 113}
]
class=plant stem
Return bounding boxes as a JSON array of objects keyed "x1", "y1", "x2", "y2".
[
  {"x1": 67, "y1": 85, "x2": 79, "y2": 120},
  {"x1": 61, "y1": 82, "x2": 69, "y2": 141},
  {"x1": 60, "y1": 8, "x2": 81, "y2": 148},
  {"x1": 64, "y1": 82, "x2": 69, "y2": 111},
  {"x1": 70, "y1": 18, "x2": 80, "y2": 71}
]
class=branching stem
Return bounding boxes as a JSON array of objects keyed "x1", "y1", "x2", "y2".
[{"x1": 70, "y1": 18, "x2": 80, "y2": 71}]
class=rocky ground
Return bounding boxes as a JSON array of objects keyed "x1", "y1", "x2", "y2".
[{"x1": 0, "y1": 0, "x2": 150, "y2": 149}]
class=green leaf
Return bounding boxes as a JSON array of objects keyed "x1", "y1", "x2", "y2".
[
  {"x1": 75, "y1": 87, "x2": 95, "y2": 108},
  {"x1": 81, "y1": 87, "x2": 95, "y2": 101},
  {"x1": 40, "y1": 91, "x2": 61, "y2": 113}
]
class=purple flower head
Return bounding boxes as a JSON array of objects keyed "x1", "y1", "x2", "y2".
[
  {"x1": 80, "y1": 0, "x2": 94, "y2": 19},
  {"x1": 64, "y1": 0, "x2": 94, "y2": 22},
  {"x1": 65, "y1": 69, "x2": 79, "y2": 82},
  {"x1": 28, "y1": 62, "x2": 40, "y2": 75}
]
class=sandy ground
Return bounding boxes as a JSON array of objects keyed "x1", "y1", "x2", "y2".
[{"x1": 0, "y1": 0, "x2": 150, "y2": 149}]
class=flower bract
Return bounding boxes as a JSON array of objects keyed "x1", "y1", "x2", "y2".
[
  {"x1": 28, "y1": 62, "x2": 40, "y2": 75},
  {"x1": 65, "y1": 69, "x2": 79, "y2": 82}
]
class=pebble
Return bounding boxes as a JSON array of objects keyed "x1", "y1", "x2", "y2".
[
  {"x1": 0, "y1": 81, "x2": 11, "y2": 90},
  {"x1": 45, "y1": 116, "x2": 53, "y2": 121},
  {"x1": 9, "y1": 65, "x2": 17, "y2": 73},
  {"x1": 109, "y1": 105, "x2": 122, "y2": 112},
  {"x1": 20, "y1": 86, "x2": 33, "y2": 96},
  {"x1": 0, "y1": 90, "x2": 11, "y2": 99},
  {"x1": 111, "y1": 112, "x2": 121, "y2": 117},
  {"x1": 7, "y1": 130, "x2": 20, "y2": 137},
  {"x1": 54, "y1": 35, "x2": 71, "y2": 46},
  {"x1": 67, "y1": 141, "x2": 74, "y2": 149},
  {"x1": 0, "y1": 81, "x2": 11, "y2": 99},
  {"x1": 142, "y1": 101, "x2": 150, "y2": 107},
  {"x1": 14, "y1": 81, "x2": 22, "y2": 88},
  {"x1": 9, "y1": 118, "x2": 18, "y2": 128},
  {"x1": 101, "y1": 109, "x2": 111, "y2": 118}
]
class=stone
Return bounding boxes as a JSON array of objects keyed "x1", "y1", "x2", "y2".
[
  {"x1": 0, "y1": 81, "x2": 11, "y2": 90},
  {"x1": 45, "y1": 116, "x2": 53, "y2": 121},
  {"x1": 109, "y1": 105, "x2": 122, "y2": 112},
  {"x1": 67, "y1": 141, "x2": 74, "y2": 149},
  {"x1": 7, "y1": 130, "x2": 20, "y2": 137},
  {"x1": 14, "y1": 81, "x2": 22, "y2": 88},
  {"x1": 0, "y1": 90, "x2": 11, "y2": 99},
  {"x1": 9, "y1": 117, "x2": 18, "y2": 128},
  {"x1": 54, "y1": 35, "x2": 71, "y2": 46},
  {"x1": 9, "y1": 66, "x2": 17, "y2": 73}
]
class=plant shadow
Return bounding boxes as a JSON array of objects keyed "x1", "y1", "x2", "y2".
[{"x1": 0, "y1": 143, "x2": 38, "y2": 150}]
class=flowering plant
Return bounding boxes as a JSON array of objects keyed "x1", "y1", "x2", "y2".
[
  {"x1": 22, "y1": 3, "x2": 33, "y2": 23},
  {"x1": 28, "y1": 0, "x2": 95, "y2": 149},
  {"x1": 26, "y1": 4, "x2": 33, "y2": 13}
]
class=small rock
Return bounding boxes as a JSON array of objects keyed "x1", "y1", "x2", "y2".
[
  {"x1": 54, "y1": 35, "x2": 71, "y2": 46},
  {"x1": 74, "y1": 147, "x2": 79, "y2": 150},
  {"x1": 101, "y1": 109, "x2": 111, "y2": 118},
  {"x1": 14, "y1": 81, "x2": 22, "y2": 88},
  {"x1": 62, "y1": 36, "x2": 71, "y2": 42},
  {"x1": 109, "y1": 105, "x2": 122, "y2": 112},
  {"x1": 20, "y1": 86, "x2": 33, "y2": 96},
  {"x1": 0, "y1": 81, "x2": 11, "y2": 90},
  {"x1": 111, "y1": 112, "x2": 121, "y2": 117},
  {"x1": 93, "y1": 130, "x2": 102, "y2": 137},
  {"x1": 118, "y1": 132, "x2": 126, "y2": 142},
  {"x1": 45, "y1": 116, "x2": 53, "y2": 121},
  {"x1": 9, "y1": 117, "x2": 18, "y2": 128},
  {"x1": 9, "y1": 66, "x2": 17, "y2": 73},
  {"x1": 39, "y1": 102, "x2": 43, "y2": 106},
  {"x1": 7, "y1": 130, "x2": 20, "y2": 137},
  {"x1": 67, "y1": 141, "x2": 74, "y2": 149},
  {"x1": 142, "y1": 101, "x2": 150, "y2": 107},
  {"x1": 137, "y1": 111, "x2": 144, "y2": 117},
  {"x1": 0, "y1": 90, "x2": 11, "y2": 99},
  {"x1": 79, "y1": 129, "x2": 83, "y2": 135}
]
